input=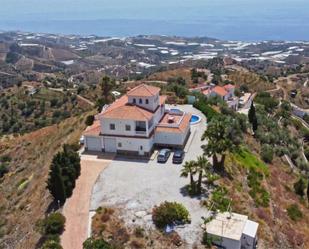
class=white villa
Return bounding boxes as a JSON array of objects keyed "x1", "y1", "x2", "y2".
[
  {"x1": 83, "y1": 84, "x2": 192, "y2": 156},
  {"x1": 190, "y1": 83, "x2": 239, "y2": 110},
  {"x1": 205, "y1": 212, "x2": 259, "y2": 249}
]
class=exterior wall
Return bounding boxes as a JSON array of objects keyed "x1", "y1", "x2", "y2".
[
  {"x1": 116, "y1": 136, "x2": 154, "y2": 153},
  {"x1": 208, "y1": 234, "x2": 241, "y2": 249},
  {"x1": 128, "y1": 93, "x2": 159, "y2": 111},
  {"x1": 155, "y1": 131, "x2": 184, "y2": 146},
  {"x1": 241, "y1": 234, "x2": 256, "y2": 249},
  {"x1": 85, "y1": 136, "x2": 104, "y2": 151},
  {"x1": 100, "y1": 117, "x2": 149, "y2": 137}
]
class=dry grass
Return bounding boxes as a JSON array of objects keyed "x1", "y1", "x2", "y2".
[
  {"x1": 147, "y1": 68, "x2": 193, "y2": 84},
  {"x1": 227, "y1": 70, "x2": 275, "y2": 92},
  {"x1": 91, "y1": 207, "x2": 200, "y2": 249},
  {"x1": 0, "y1": 112, "x2": 91, "y2": 249},
  {"x1": 223, "y1": 135, "x2": 309, "y2": 249}
]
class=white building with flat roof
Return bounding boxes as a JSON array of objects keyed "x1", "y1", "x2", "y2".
[
  {"x1": 205, "y1": 212, "x2": 258, "y2": 249},
  {"x1": 83, "y1": 84, "x2": 192, "y2": 156}
]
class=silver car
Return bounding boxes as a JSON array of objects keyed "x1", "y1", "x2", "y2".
[{"x1": 157, "y1": 149, "x2": 171, "y2": 163}]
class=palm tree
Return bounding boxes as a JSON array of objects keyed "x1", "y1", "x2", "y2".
[
  {"x1": 180, "y1": 160, "x2": 197, "y2": 194},
  {"x1": 196, "y1": 156, "x2": 212, "y2": 195}
]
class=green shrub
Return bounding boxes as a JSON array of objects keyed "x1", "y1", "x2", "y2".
[
  {"x1": 39, "y1": 213, "x2": 66, "y2": 236},
  {"x1": 287, "y1": 204, "x2": 303, "y2": 221},
  {"x1": 83, "y1": 237, "x2": 112, "y2": 249},
  {"x1": 294, "y1": 177, "x2": 306, "y2": 197},
  {"x1": 209, "y1": 187, "x2": 231, "y2": 212},
  {"x1": 0, "y1": 164, "x2": 9, "y2": 178},
  {"x1": 85, "y1": 115, "x2": 95, "y2": 126},
  {"x1": 247, "y1": 169, "x2": 270, "y2": 207},
  {"x1": 152, "y1": 201, "x2": 190, "y2": 228},
  {"x1": 261, "y1": 144, "x2": 274, "y2": 163},
  {"x1": 41, "y1": 240, "x2": 63, "y2": 249}
]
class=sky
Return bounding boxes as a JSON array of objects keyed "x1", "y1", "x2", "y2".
[{"x1": 1, "y1": 0, "x2": 308, "y2": 21}]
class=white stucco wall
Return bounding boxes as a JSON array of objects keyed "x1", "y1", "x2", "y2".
[
  {"x1": 210, "y1": 235, "x2": 241, "y2": 249},
  {"x1": 128, "y1": 93, "x2": 159, "y2": 111},
  {"x1": 100, "y1": 117, "x2": 149, "y2": 137},
  {"x1": 115, "y1": 136, "x2": 154, "y2": 153},
  {"x1": 85, "y1": 136, "x2": 104, "y2": 151},
  {"x1": 154, "y1": 129, "x2": 188, "y2": 146}
]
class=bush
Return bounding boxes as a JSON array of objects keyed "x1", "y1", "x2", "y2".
[
  {"x1": 294, "y1": 177, "x2": 306, "y2": 197},
  {"x1": 152, "y1": 201, "x2": 190, "y2": 228},
  {"x1": 39, "y1": 213, "x2": 66, "y2": 236},
  {"x1": 41, "y1": 240, "x2": 63, "y2": 249},
  {"x1": 0, "y1": 164, "x2": 9, "y2": 178},
  {"x1": 83, "y1": 237, "x2": 112, "y2": 249},
  {"x1": 261, "y1": 144, "x2": 274, "y2": 163},
  {"x1": 287, "y1": 204, "x2": 303, "y2": 222},
  {"x1": 85, "y1": 115, "x2": 95, "y2": 126}
]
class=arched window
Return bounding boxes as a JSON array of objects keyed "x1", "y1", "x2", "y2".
[
  {"x1": 146, "y1": 99, "x2": 149, "y2": 104},
  {"x1": 139, "y1": 98, "x2": 143, "y2": 104},
  {"x1": 133, "y1": 98, "x2": 136, "y2": 104}
]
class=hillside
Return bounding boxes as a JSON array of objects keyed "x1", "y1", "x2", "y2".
[
  {"x1": 0, "y1": 113, "x2": 91, "y2": 249},
  {"x1": 0, "y1": 84, "x2": 92, "y2": 135}
]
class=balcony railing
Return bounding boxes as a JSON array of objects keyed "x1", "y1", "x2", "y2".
[{"x1": 135, "y1": 130, "x2": 147, "y2": 135}]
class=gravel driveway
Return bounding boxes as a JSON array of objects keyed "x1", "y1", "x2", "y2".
[{"x1": 90, "y1": 105, "x2": 208, "y2": 245}]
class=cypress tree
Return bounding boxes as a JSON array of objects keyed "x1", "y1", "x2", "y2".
[
  {"x1": 47, "y1": 161, "x2": 66, "y2": 205},
  {"x1": 248, "y1": 102, "x2": 256, "y2": 124},
  {"x1": 252, "y1": 116, "x2": 258, "y2": 132}
]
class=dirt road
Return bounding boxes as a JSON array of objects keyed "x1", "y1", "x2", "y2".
[{"x1": 61, "y1": 153, "x2": 113, "y2": 249}]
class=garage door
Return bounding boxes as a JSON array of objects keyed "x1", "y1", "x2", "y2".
[
  {"x1": 86, "y1": 137, "x2": 102, "y2": 151},
  {"x1": 104, "y1": 138, "x2": 117, "y2": 153}
]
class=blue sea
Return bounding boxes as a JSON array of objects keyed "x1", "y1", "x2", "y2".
[{"x1": 0, "y1": 0, "x2": 308, "y2": 41}]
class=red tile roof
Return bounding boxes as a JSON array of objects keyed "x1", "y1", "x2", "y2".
[
  {"x1": 127, "y1": 84, "x2": 160, "y2": 97},
  {"x1": 156, "y1": 113, "x2": 192, "y2": 133},
  {"x1": 102, "y1": 105, "x2": 153, "y2": 121},
  {"x1": 224, "y1": 84, "x2": 235, "y2": 90},
  {"x1": 212, "y1": 86, "x2": 228, "y2": 97},
  {"x1": 83, "y1": 120, "x2": 101, "y2": 136}
]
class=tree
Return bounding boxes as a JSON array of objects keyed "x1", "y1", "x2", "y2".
[
  {"x1": 83, "y1": 238, "x2": 112, "y2": 249},
  {"x1": 196, "y1": 156, "x2": 212, "y2": 195},
  {"x1": 85, "y1": 115, "x2": 95, "y2": 126},
  {"x1": 40, "y1": 213, "x2": 66, "y2": 235},
  {"x1": 180, "y1": 160, "x2": 197, "y2": 194},
  {"x1": 47, "y1": 161, "x2": 66, "y2": 204},
  {"x1": 248, "y1": 102, "x2": 256, "y2": 124},
  {"x1": 47, "y1": 144, "x2": 81, "y2": 204},
  {"x1": 202, "y1": 116, "x2": 242, "y2": 171},
  {"x1": 100, "y1": 76, "x2": 115, "y2": 103}
]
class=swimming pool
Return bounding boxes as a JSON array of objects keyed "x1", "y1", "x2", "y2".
[{"x1": 190, "y1": 114, "x2": 201, "y2": 125}]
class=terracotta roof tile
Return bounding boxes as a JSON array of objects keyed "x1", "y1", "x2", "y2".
[
  {"x1": 224, "y1": 84, "x2": 235, "y2": 90},
  {"x1": 212, "y1": 86, "x2": 228, "y2": 97},
  {"x1": 127, "y1": 84, "x2": 160, "y2": 97},
  {"x1": 102, "y1": 105, "x2": 153, "y2": 121},
  {"x1": 156, "y1": 113, "x2": 191, "y2": 133},
  {"x1": 83, "y1": 120, "x2": 101, "y2": 136}
]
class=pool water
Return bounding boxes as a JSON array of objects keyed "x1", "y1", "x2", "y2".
[{"x1": 190, "y1": 115, "x2": 201, "y2": 125}]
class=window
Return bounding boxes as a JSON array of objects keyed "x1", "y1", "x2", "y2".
[
  {"x1": 125, "y1": 125, "x2": 131, "y2": 131},
  {"x1": 139, "y1": 98, "x2": 143, "y2": 104},
  {"x1": 133, "y1": 98, "x2": 136, "y2": 104},
  {"x1": 118, "y1": 142, "x2": 122, "y2": 148},
  {"x1": 140, "y1": 146, "x2": 143, "y2": 150},
  {"x1": 110, "y1": 123, "x2": 115, "y2": 130},
  {"x1": 146, "y1": 99, "x2": 149, "y2": 104}
]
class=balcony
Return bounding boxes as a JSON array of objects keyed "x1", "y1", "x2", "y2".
[{"x1": 135, "y1": 127, "x2": 147, "y2": 135}]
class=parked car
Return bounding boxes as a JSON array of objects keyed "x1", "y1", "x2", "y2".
[
  {"x1": 79, "y1": 135, "x2": 85, "y2": 145},
  {"x1": 172, "y1": 150, "x2": 185, "y2": 164},
  {"x1": 157, "y1": 149, "x2": 171, "y2": 163}
]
